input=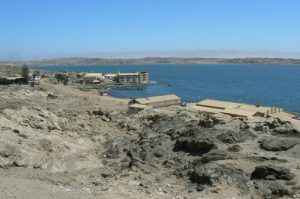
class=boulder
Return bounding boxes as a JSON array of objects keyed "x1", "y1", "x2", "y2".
[
  {"x1": 216, "y1": 130, "x2": 256, "y2": 144},
  {"x1": 251, "y1": 165, "x2": 295, "y2": 181},
  {"x1": 227, "y1": 145, "x2": 241, "y2": 152},
  {"x1": 272, "y1": 126, "x2": 300, "y2": 137},
  {"x1": 47, "y1": 93, "x2": 58, "y2": 99},
  {"x1": 199, "y1": 150, "x2": 230, "y2": 163},
  {"x1": 188, "y1": 162, "x2": 249, "y2": 194},
  {"x1": 198, "y1": 114, "x2": 226, "y2": 128},
  {"x1": 39, "y1": 139, "x2": 53, "y2": 152},
  {"x1": 91, "y1": 109, "x2": 111, "y2": 120},
  {"x1": 260, "y1": 138, "x2": 299, "y2": 151},
  {"x1": 174, "y1": 135, "x2": 215, "y2": 155},
  {"x1": 253, "y1": 180, "x2": 293, "y2": 199}
]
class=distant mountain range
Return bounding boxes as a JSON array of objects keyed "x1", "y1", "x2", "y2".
[{"x1": 2, "y1": 57, "x2": 300, "y2": 66}]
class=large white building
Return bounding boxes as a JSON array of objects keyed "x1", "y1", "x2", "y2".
[{"x1": 81, "y1": 73, "x2": 103, "y2": 84}]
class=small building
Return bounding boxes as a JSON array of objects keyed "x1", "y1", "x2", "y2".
[
  {"x1": 192, "y1": 99, "x2": 297, "y2": 119},
  {"x1": 28, "y1": 75, "x2": 42, "y2": 84},
  {"x1": 82, "y1": 73, "x2": 103, "y2": 84},
  {"x1": 128, "y1": 94, "x2": 181, "y2": 112}
]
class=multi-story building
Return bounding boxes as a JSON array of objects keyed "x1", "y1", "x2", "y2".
[
  {"x1": 139, "y1": 72, "x2": 149, "y2": 84},
  {"x1": 117, "y1": 72, "x2": 149, "y2": 84},
  {"x1": 80, "y1": 71, "x2": 150, "y2": 85}
]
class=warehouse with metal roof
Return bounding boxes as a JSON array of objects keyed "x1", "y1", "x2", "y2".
[{"x1": 192, "y1": 99, "x2": 292, "y2": 118}]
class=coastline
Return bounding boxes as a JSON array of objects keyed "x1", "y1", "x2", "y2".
[{"x1": 3, "y1": 57, "x2": 300, "y2": 67}]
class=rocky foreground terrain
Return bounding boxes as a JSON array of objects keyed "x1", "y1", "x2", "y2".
[{"x1": 0, "y1": 79, "x2": 300, "y2": 198}]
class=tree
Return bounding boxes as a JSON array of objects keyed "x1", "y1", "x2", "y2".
[
  {"x1": 21, "y1": 65, "x2": 29, "y2": 84},
  {"x1": 55, "y1": 73, "x2": 69, "y2": 85}
]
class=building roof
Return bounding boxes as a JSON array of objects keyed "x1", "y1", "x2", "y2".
[
  {"x1": 238, "y1": 104, "x2": 271, "y2": 112},
  {"x1": 193, "y1": 99, "x2": 284, "y2": 118},
  {"x1": 83, "y1": 73, "x2": 103, "y2": 77},
  {"x1": 221, "y1": 109, "x2": 258, "y2": 117},
  {"x1": 196, "y1": 99, "x2": 273, "y2": 113},
  {"x1": 196, "y1": 99, "x2": 241, "y2": 109},
  {"x1": 271, "y1": 111, "x2": 298, "y2": 118},
  {"x1": 104, "y1": 74, "x2": 117, "y2": 77},
  {"x1": 118, "y1": 72, "x2": 139, "y2": 76},
  {"x1": 129, "y1": 104, "x2": 149, "y2": 109},
  {"x1": 192, "y1": 105, "x2": 222, "y2": 114},
  {"x1": 134, "y1": 94, "x2": 181, "y2": 105}
]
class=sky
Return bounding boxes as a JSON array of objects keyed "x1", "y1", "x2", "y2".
[{"x1": 1, "y1": 0, "x2": 300, "y2": 60}]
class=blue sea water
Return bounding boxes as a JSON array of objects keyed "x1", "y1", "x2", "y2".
[{"x1": 34, "y1": 64, "x2": 300, "y2": 113}]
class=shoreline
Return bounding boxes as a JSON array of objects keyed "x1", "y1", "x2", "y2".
[
  {"x1": 22, "y1": 62, "x2": 300, "y2": 67},
  {"x1": 3, "y1": 57, "x2": 300, "y2": 67}
]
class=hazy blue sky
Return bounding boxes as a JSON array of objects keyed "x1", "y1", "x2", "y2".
[{"x1": 1, "y1": 0, "x2": 300, "y2": 60}]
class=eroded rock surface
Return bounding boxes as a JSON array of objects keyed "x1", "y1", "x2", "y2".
[{"x1": 260, "y1": 137, "x2": 299, "y2": 151}]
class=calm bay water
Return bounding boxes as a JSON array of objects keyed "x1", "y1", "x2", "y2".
[{"x1": 34, "y1": 64, "x2": 300, "y2": 113}]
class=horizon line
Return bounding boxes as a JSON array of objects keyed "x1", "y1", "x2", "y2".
[{"x1": 2, "y1": 56, "x2": 300, "y2": 63}]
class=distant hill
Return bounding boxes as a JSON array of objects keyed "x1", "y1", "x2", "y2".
[{"x1": 3, "y1": 57, "x2": 300, "y2": 66}]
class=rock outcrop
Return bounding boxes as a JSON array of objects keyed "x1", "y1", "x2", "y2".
[
  {"x1": 251, "y1": 165, "x2": 295, "y2": 181},
  {"x1": 260, "y1": 138, "x2": 299, "y2": 151}
]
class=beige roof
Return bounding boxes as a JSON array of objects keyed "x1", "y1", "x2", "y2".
[
  {"x1": 197, "y1": 99, "x2": 272, "y2": 113},
  {"x1": 238, "y1": 104, "x2": 271, "y2": 112},
  {"x1": 193, "y1": 99, "x2": 284, "y2": 118},
  {"x1": 271, "y1": 111, "x2": 298, "y2": 118},
  {"x1": 192, "y1": 105, "x2": 222, "y2": 114},
  {"x1": 129, "y1": 104, "x2": 149, "y2": 109},
  {"x1": 197, "y1": 99, "x2": 241, "y2": 109},
  {"x1": 135, "y1": 94, "x2": 181, "y2": 105},
  {"x1": 221, "y1": 109, "x2": 258, "y2": 117}
]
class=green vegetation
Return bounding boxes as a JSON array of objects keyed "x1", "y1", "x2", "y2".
[
  {"x1": 21, "y1": 65, "x2": 30, "y2": 83},
  {"x1": 55, "y1": 73, "x2": 69, "y2": 85},
  {"x1": 0, "y1": 65, "x2": 31, "y2": 86}
]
